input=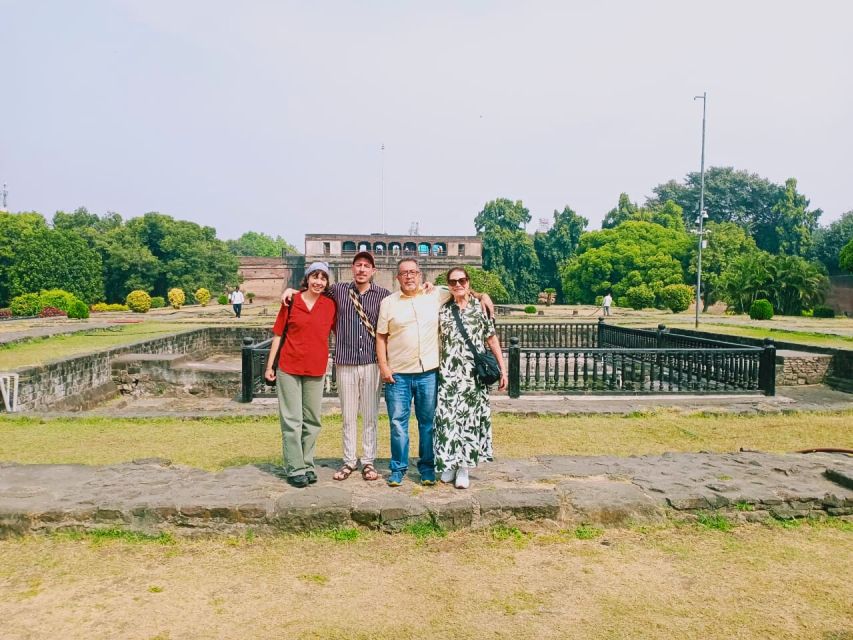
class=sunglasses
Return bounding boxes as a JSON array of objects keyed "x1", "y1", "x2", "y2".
[{"x1": 448, "y1": 276, "x2": 469, "y2": 286}]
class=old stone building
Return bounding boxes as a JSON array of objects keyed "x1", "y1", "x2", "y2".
[{"x1": 239, "y1": 233, "x2": 483, "y2": 298}]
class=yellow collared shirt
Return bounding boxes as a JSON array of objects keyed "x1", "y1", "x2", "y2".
[{"x1": 377, "y1": 286, "x2": 452, "y2": 373}]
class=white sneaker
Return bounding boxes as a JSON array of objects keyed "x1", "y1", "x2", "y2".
[
  {"x1": 454, "y1": 467, "x2": 469, "y2": 489},
  {"x1": 440, "y1": 468, "x2": 456, "y2": 484}
]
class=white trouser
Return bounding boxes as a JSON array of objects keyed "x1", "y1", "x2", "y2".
[{"x1": 337, "y1": 363, "x2": 381, "y2": 467}]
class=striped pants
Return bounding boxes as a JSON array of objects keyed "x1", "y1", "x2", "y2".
[{"x1": 337, "y1": 363, "x2": 380, "y2": 467}]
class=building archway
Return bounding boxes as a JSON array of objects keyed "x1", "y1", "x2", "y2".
[
  {"x1": 342, "y1": 241, "x2": 356, "y2": 253},
  {"x1": 403, "y1": 242, "x2": 417, "y2": 255}
]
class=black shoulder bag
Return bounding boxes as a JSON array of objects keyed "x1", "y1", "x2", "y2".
[
  {"x1": 450, "y1": 302, "x2": 501, "y2": 386},
  {"x1": 265, "y1": 298, "x2": 294, "y2": 386}
]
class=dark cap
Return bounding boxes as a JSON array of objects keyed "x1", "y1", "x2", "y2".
[{"x1": 352, "y1": 251, "x2": 375, "y2": 267}]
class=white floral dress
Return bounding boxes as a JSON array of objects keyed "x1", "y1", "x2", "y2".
[{"x1": 434, "y1": 298, "x2": 495, "y2": 471}]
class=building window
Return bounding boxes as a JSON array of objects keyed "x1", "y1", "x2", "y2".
[
  {"x1": 323, "y1": 242, "x2": 331, "y2": 255},
  {"x1": 457, "y1": 244, "x2": 466, "y2": 256},
  {"x1": 342, "y1": 241, "x2": 356, "y2": 253}
]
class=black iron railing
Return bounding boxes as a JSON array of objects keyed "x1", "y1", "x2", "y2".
[{"x1": 241, "y1": 321, "x2": 776, "y2": 401}]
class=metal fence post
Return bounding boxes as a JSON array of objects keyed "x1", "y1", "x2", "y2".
[
  {"x1": 656, "y1": 324, "x2": 667, "y2": 348},
  {"x1": 759, "y1": 338, "x2": 776, "y2": 396},
  {"x1": 241, "y1": 336, "x2": 255, "y2": 402},
  {"x1": 508, "y1": 337, "x2": 521, "y2": 399},
  {"x1": 597, "y1": 317, "x2": 605, "y2": 348}
]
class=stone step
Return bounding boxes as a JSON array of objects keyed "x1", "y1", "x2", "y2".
[{"x1": 1, "y1": 452, "x2": 850, "y2": 538}]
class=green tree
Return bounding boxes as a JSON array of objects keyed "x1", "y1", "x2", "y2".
[
  {"x1": 560, "y1": 220, "x2": 692, "y2": 305},
  {"x1": 8, "y1": 228, "x2": 104, "y2": 303},
  {"x1": 689, "y1": 222, "x2": 758, "y2": 307},
  {"x1": 127, "y1": 213, "x2": 239, "y2": 296},
  {"x1": 435, "y1": 266, "x2": 509, "y2": 303},
  {"x1": 601, "y1": 193, "x2": 637, "y2": 229},
  {"x1": 54, "y1": 208, "x2": 159, "y2": 302},
  {"x1": 649, "y1": 167, "x2": 820, "y2": 255},
  {"x1": 839, "y1": 238, "x2": 853, "y2": 272},
  {"x1": 0, "y1": 211, "x2": 48, "y2": 306},
  {"x1": 533, "y1": 205, "x2": 587, "y2": 301},
  {"x1": 718, "y1": 252, "x2": 772, "y2": 314},
  {"x1": 811, "y1": 211, "x2": 853, "y2": 274},
  {"x1": 226, "y1": 231, "x2": 299, "y2": 257},
  {"x1": 475, "y1": 199, "x2": 540, "y2": 303}
]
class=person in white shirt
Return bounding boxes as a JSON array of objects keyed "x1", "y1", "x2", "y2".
[
  {"x1": 230, "y1": 286, "x2": 245, "y2": 318},
  {"x1": 602, "y1": 292, "x2": 612, "y2": 317}
]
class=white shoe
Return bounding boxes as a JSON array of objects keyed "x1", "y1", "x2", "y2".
[
  {"x1": 440, "y1": 468, "x2": 456, "y2": 484},
  {"x1": 454, "y1": 467, "x2": 469, "y2": 489}
]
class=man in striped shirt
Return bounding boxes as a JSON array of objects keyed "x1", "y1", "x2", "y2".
[{"x1": 283, "y1": 251, "x2": 390, "y2": 481}]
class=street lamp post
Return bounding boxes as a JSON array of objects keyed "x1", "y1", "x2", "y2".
[{"x1": 694, "y1": 92, "x2": 707, "y2": 329}]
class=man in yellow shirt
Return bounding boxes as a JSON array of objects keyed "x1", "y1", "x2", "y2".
[{"x1": 377, "y1": 258, "x2": 492, "y2": 486}]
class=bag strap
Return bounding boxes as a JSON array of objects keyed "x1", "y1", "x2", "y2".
[
  {"x1": 348, "y1": 286, "x2": 376, "y2": 338},
  {"x1": 450, "y1": 302, "x2": 481, "y2": 359}
]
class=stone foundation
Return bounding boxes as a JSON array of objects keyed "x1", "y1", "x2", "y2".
[{"x1": 775, "y1": 351, "x2": 833, "y2": 386}]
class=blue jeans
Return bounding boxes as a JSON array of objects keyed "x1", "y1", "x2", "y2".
[{"x1": 384, "y1": 370, "x2": 437, "y2": 475}]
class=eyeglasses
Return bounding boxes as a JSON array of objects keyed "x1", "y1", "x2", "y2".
[
  {"x1": 448, "y1": 277, "x2": 469, "y2": 286},
  {"x1": 398, "y1": 270, "x2": 420, "y2": 277}
]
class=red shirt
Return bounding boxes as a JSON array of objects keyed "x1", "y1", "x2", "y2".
[{"x1": 272, "y1": 293, "x2": 336, "y2": 377}]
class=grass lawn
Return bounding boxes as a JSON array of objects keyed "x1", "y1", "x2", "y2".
[
  {"x1": 1, "y1": 520, "x2": 850, "y2": 639},
  {"x1": 1, "y1": 410, "x2": 851, "y2": 470},
  {"x1": 668, "y1": 321, "x2": 853, "y2": 350},
  {"x1": 0, "y1": 323, "x2": 194, "y2": 369}
]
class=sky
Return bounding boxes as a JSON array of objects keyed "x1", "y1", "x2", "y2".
[{"x1": 2, "y1": 0, "x2": 851, "y2": 250}]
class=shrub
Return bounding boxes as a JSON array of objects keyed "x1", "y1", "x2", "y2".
[
  {"x1": 107, "y1": 303, "x2": 129, "y2": 312},
  {"x1": 38, "y1": 289, "x2": 77, "y2": 313},
  {"x1": 812, "y1": 305, "x2": 836, "y2": 318},
  {"x1": 749, "y1": 299, "x2": 774, "y2": 320},
  {"x1": 67, "y1": 299, "x2": 90, "y2": 319},
  {"x1": 126, "y1": 290, "x2": 152, "y2": 313},
  {"x1": 660, "y1": 284, "x2": 694, "y2": 314},
  {"x1": 0, "y1": 309, "x2": 11, "y2": 319},
  {"x1": 218, "y1": 294, "x2": 228, "y2": 305},
  {"x1": 90, "y1": 302, "x2": 109, "y2": 312},
  {"x1": 524, "y1": 305, "x2": 536, "y2": 314},
  {"x1": 168, "y1": 288, "x2": 186, "y2": 309},
  {"x1": 10, "y1": 293, "x2": 42, "y2": 316},
  {"x1": 194, "y1": 288, "x2": 211, "y2": 306},
  {"x1": 625, "y1": 284, "x2": 656, "y2": 310},
  {"x1": 39, "y1": 306, "x2": 67, "y2": 318},
  {"x1": 91, "y1": 302, "x2": 129, "y2": 312},
  {"x1": 150, "y1": 296, "x2": 166, "y2": 309},
  {"x1": 246, "y1": 292, "x2": 255, "y2": 302}
]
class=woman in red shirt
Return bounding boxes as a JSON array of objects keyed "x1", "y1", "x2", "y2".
[{"x1": 264, "y1": 262, "x2": 336, "y2": 488}]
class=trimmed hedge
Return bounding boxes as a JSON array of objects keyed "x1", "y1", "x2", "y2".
[
  {"x1": 10, "y1": 293, "x2": 41, "y2": 317},
  {"x1": 150, "y1": 296, "x2": 166, "y2": 309},
  {"x1": 67, "y1": 299, "x2": 90, "y2": 319},
  {"x1": 218, "y1": 294, "x2": 228, "y2": 305},
  {"x1": 524, "y1": 305, "x2": 536, "y2": 314},
  {"x1": 660, "y1": 284, "x2": 693, "y2": 314},
  {"x1": 38, "y1": 306, "x2": 67, "y2": 318},
  {"x1": 168, "y1": 288, "x2": 186, "y2": 309},
  {"x1": 126, "y1": 290, "x2": 152, "y2": 313},
  {"x1": 812, "y1": 305, "x2": 836, "y2": 318},
  {"x1": 194, "y1": 288, "x2": 211, "y2": 306},
  {"x1": 749, "y1": 299, "x2": 774, "y2": 320},
  {"x1": 625, "y1": 284, "x2": 656, "y2": 310}
]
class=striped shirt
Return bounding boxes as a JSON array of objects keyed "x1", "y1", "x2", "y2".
[{"x1": 329, "y1": 281, "x2": 391, "y2": 365}]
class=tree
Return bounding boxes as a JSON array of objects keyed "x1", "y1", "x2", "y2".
[
  {"x1": 8, "y1": 228, "x2": 104, "y2": 303},
  {"x1": 126, "y1": 213, "x2": 239, "y2": 296},
  {"x1": 601, "y1": 193, "x2": 637, "y2": 229},
  {"x1": 53, "y1": 208, "x2": 159, "y2": 302},
  {"x1": 560, "y1": 220, "x2": 693, "y2": 305},
  {"x1": 839, "y1": 238, "x2": 853, "y2": 272},
  {"x1": 811, "y1": 211, "x2": 853, "y2": 274},
  {"x1": 689, "y1": 222, "x2": 758, "y2": 307},
  {"x1": 435, "y1": 267, "x2": 509, "y2": 303},
  {"x1": 226, "y1": 231, "x2": 299, "y2": 257},
  {"x1": 0, "y1": 212, "x2": 48, "y2": 306},
  {"x1": 475, "y1": 199, "x2": 540, "y2": 303},
  {"x1": 533, "y1": 205, "x2": 587, "y2": 301},
  {"x1": 718, "y1": 252, "x2": 772, "y2": 314},
  {"x1": 649, "y1": 167, "x2": 821, "y2": 255}
]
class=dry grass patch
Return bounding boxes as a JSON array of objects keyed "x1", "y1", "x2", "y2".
[
  {"x1": 0, "y1": 410, "x2": 851, "y2": 469},
  {"x1": 0, "y1": 323, "x2": 191, "y2": 369},
  {"x1": 0, "y1": 523, "x2": 850, "y2": 639}
]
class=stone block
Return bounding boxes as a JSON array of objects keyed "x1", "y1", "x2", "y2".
[
  {"x1": 557, "y1": 480, "x2": 664, "y2": 526},
  {"x1": 475, "y1": 487, "x2": 560, "y2": 521},
  {"x1": 272, "y1": 487, "x2": 351, "y2": 532}
]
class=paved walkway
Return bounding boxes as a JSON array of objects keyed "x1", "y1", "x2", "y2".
[
  {"x1": 69, "y1": 384, "x2": 853, "y2": 418},
  {"x1": 1, "y1": 451, "x2": 850, "y2": 537}
]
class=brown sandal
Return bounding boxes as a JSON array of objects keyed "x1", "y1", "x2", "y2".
[
  {"x1": 361, "y1": 464, "x2": 380, "y2": 481},
  {"x1": 333, "y1": 464, "x2": 357, "y2": 481}
]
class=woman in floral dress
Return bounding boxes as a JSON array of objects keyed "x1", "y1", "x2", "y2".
[{"x1": 434, "y1": 267, "x2": 507, "y2": 489}]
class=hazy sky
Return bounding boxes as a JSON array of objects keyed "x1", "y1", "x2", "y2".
[{"x1": 3, "y1": 0, "x2": 851, "y2": 249}]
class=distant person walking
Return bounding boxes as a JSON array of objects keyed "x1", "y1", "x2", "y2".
[
  {"x1": 230, "y1": 286, "x2": 245, "y2": 318},
  {"x1": 602, "y1": 292, "x2": 612, "y2": 317}
]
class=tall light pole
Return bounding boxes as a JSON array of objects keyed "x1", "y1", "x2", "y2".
[
  {"x1": 379, "y1": 143, "x2": 385, "y2": 233},
  {"x1": 694, "y1": 92, "x2": 707, "y2": 329}
]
